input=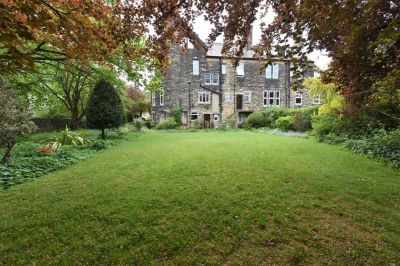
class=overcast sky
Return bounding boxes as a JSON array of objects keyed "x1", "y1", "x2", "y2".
[{"x1": 193, "y1": 9, "x2": 331, "y2": 70}]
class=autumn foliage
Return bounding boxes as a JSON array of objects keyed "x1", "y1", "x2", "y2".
[
  {"x1": 1, "y1": 0, "x2": 399, "y2": 120},
  {"x1": 126, "y1": 86, "x2": 146, "y2": 101}
]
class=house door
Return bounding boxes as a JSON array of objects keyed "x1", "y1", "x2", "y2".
[
  {"x1": 236, "y1": 95, "x2": 243, "y2": 110},
  {"x1": 203, "y1": 114, "x2": 211, "y2": 128}
]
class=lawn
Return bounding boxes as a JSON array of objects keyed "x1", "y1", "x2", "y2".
[{"x1": 1, "y1": 131, "x2": 399, "y2": 264}]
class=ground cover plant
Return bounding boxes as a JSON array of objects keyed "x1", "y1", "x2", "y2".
[
  {"x1": 0, "y1": 131, "x2": 399, "y2": 264},
  {"x1": 0, "y1": 127, "x2": 139, "y2": 188}
]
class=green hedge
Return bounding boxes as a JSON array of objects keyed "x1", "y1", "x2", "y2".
[
  {"x1": 156, "y1": 118, "x2": 178, "y2": 130},
  {"x1": 273, "y1": 116, "x2": 294, "y2": 131},
  {"x1": 246, "y1": 106, "x2": 318, "y2": 131}
]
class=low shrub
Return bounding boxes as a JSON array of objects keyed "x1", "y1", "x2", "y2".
[
  {"x1": 311, "y1": 114, "x2": 344, "y2": 142},
  {"x1": 91, "y1": 139, "x2": 108, "y2": 150},
  {"x1": 156, "y1": 118, "x2": 178, "y2": 130},
  {"x1": 262, "y1": 108, "x2": 290, "y2": 127},
  {"x1": 344, "y1": 128, "x2": 400, "y2": 168},
  {"x1": 171, "y1": 107, "x2": 182, "y2": 126},
  {"x1": 133, "y1": 119, "x2": 144, "y2": 131},
  {"x1": 246, "y1": 112, "x2": 266, "y2": 128},
  {"x1": 192, "y1": 119, "x2": 201, "y2": 129},
  {"x1": 144, "y1": 119, "x2": 152, "y2": 129},
  {"x1": 227, "y1": 118, "x2": 237, "y2": 129},
  {"x1": 245, "y1": 107, "x2": 317, "y2": 130},
  {"x1": 273, "y1": 115, "x2": 294, "y2": 131},
  {"x1": 292, "y1": 112, "x2": 312, "y2": 132},
  {"x1": 217, "y1": 121, "x2": 229, "y2": 131}
]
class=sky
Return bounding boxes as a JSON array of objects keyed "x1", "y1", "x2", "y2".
[{"x1": 192, "y1": 9, "x2": 331, "y2": 70}]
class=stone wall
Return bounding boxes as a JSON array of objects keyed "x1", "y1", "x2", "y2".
[
  {"x1": 154, "y1": 44, "x2": 318, "y2": 127},
  {"x1": 32, "y1": 118, "x2": 88, "y2": 132}
]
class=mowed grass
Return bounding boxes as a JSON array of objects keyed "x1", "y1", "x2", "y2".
[{"x1": 1, "y1": 131, "x2": 399, "y2": 265}]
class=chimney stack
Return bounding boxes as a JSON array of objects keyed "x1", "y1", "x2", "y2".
[{"x1": 247, "y1": 25, "x2": 253, "y2": 46}]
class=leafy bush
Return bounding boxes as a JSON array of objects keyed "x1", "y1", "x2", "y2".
[
  {"x1": 292, "y1": 112, "x2": 312, "y2": 132},
  {"x1": 344, "y1": 128, "x2": 400, "y2": 168},
  {"x1": 246, "y1": 112, "x2": 266, "y2": 128},
  {"x1": 262, "y1": 108, "x2": 290, "y2": 127},
  {"x1": 144, "y1": 119, "x2": 152, "y2": 129},
  {"x1": 133, "y1": 119, "x2": 144, "y2": 131},
  {"x1": 192, "y1": 119, "x2": 201, "y2": 129},
  {"x1": 0, "y1": 77, "x2": 37, "y2": 164},
  {"x1": 217, "y1": 121, "x2": 229, "y2": 131},
  {"x1": 311, "y1": 114, "x2": 344, "y2": 142},
  {"x1": 245, "y1": 107, "x2": 319, "y2": 130},
  {"x1": 273, "y1": 115, "x2": 294, "y2": 131},
  {"x1": 227, "y1": 118, "x2": 237, "y2": 128},
  {"x1": 171, "y1": 107, "x2": 182, "y2": 126},
  {"x1": 91, "y1": 139, "x2": 108, "y2": 150},
  {"x1": 156, "y1": 118, "x2": 178, "y2": 130}
]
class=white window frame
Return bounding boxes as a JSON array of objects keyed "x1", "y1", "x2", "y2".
[
  {"x1": 190, "y1": 111, "x2": 199, "y2": 121},
  {"x1": 236, "y1": 62, "x2": 244, "y2": 77},
  {"x1": 159, "y1": 92, "x2": 164, "y2": 106},
  {"x1": 198, "y1": 92, "x2": 211, "y2": 104},
  {"x1": 193, "y1": 59, "x2": 199, "y2": 75},
  {"x1": 204, "y1": 73, "x2": 219, "y2": 85},
  {"x1": 263, "y1": 90, "x2": 268, "y2": 107},
  {"x1": 263, "y1": 90, "x2": 280, "y2": 107},
  {"x1": 272, "y1": 64, "x2": 279, "y2": 79},
  {"x1": 222, "y1": 63, "x2": 226, "y2": 75},
  {"x1": 211, "y1": 73, "x2": 219, "y2": 85},
  {"x1": 312, "y1": 94, "x2": 321, "y2": 105},
  {"x1": 265, "y1": 65, "x2": 272, "y2": 79},
  {"x1": 295, "y1": 92, "x2": 303, "y2": 106},
  {"x1": 243, "y1": 91, "x2": 252, "y2": 103},
  {"x1": 204, "y1": 73, "x2": 211, "y2": 85},
  {"x1": 151, "y1": 92, "x2": 156, "y2": 106},
  {"x1": 225, "y1": 93, "x2": 233, "y2": 102},
  {"x1": 266, "y1": 64, "x2": 279, "y2": 79}
]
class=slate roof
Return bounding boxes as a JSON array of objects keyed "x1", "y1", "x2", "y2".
[{"x1": 206, "y1": 42, "x2": 256, "y2": 58}]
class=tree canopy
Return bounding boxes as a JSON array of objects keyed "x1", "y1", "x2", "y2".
[
  {"x1": 0, "y1": 78, "x2": 36, "y2": 164},
  {"x1": 2, "y1": 0, "x2": 399, "y2": 120}
]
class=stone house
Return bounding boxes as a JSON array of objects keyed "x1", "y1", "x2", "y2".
[{"x1": 151, "y1": 36, "x2": 319, "y2": 128}]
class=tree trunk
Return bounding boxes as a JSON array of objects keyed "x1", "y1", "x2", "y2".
[
  {"x1": 101, "y1": 128, "x2": 105, "y2": 140},
  {"x1": 1, "y1": 141, "x2": 15, "y2": 165},
  {"x1": 70, "y1": 110, "x2": 80, "y2": 130}
]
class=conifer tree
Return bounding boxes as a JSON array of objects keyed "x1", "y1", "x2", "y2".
[{"x1": 86, "y1": 80, "x2": 125, "y2": 139}]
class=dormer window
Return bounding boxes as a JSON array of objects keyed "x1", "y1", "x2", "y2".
[
  {"x1": 193, "y1": 59, "x2": 199, "y2": 75},
  {"x1": 204, "y1": 73, "x2": 219, "y2": 85},
  {"x1": 266, "y1": 64, "x2": 279, "y2": 79},
  {"x1": 222, "y1": 63, "x2": 226, "y2": 75}
]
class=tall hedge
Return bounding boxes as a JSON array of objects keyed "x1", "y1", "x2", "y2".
[{"x1": 86, "y1": 80, "x2": 125, "y2": 139}]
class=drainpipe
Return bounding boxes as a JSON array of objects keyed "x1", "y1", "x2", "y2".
[
  {"x1": 233, "y1": 73, "x2": 236, "y2": 113},
  {"x1": 219, "y1": 57, "x2": 223, "y2": 122},
  {"x1": 188, "y1": 81, "x2": 191, "y2": 126},
  {"x1": 285, "y1": 60, "x2": 291, "y2": 108}
]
